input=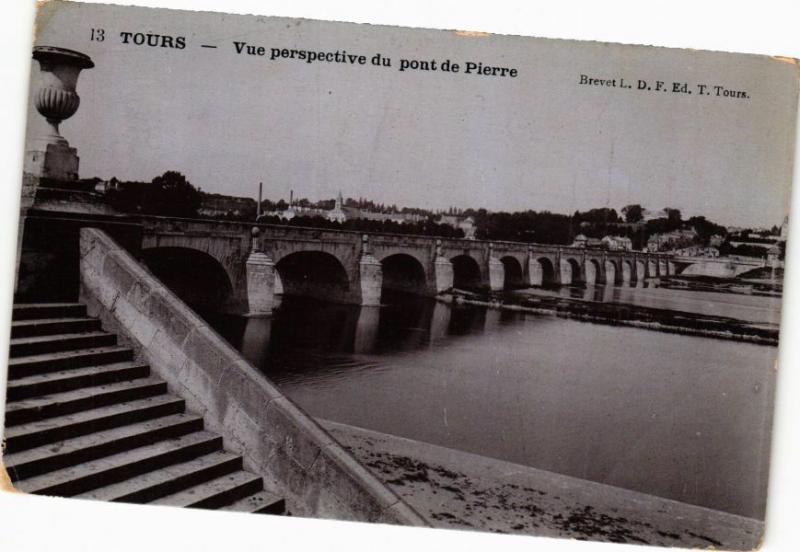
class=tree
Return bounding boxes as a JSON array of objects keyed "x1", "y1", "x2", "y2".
[
  {"x1": 573, "y1": 207, "x2": 620, "y2": 225},
  {"x1": 622, "y1": 204, "x2": 644, "y2": 223},
  {"x1": 687, "y1": 216, "x2": 727, "y2": 246},
  {"x1": 146, "y1": 171, "x2": 201, "y2": 218},
  {"x1": 105, "y1": 171, "x2": 201, "y2": 218},
  {"x1": 665, "y1": 207, "x2": 682, "y2": 226}
]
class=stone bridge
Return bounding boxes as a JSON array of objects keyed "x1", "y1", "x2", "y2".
[{"x1": 137, "y1": 216, "x2": 674, "y2": 315}]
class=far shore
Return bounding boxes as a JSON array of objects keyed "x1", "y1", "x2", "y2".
[
  {"x1": 437, "y1": 286, "x2": 779, "y2": 346},
  {"x1": 321, "y1": 419, "x2": 763, "y2": 550}
]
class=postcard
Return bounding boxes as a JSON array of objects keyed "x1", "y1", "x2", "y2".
[{"x1": 2, "y1": 1, "x2": 798, "y2": 549}]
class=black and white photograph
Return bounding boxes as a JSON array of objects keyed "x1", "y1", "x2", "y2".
[{"x1": 1, "y1": 1, "x2": 799, "y2": 551}]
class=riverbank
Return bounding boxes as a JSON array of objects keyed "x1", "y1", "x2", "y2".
[
  {"x1": 321, "y1": 419, "x2": 763, "y2": 549},
  {"x1": 439, "y1": 289, "x2": 779, "y2": 346},
  {"x1": 661, "y1": 274, "x2": 782, "y2": 297}
]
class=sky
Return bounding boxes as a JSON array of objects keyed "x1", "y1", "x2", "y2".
[{"x1": 25, "y1": 2, "x2": 798, "y2": 228}]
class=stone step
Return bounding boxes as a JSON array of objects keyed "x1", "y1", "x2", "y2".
[
  {"x1": 15, "y1": 431, "x2": 223, "y2": 497},
  {"x1": 5, "y1": 412, "x2": 204, "y2": 482},
  {"x1": 219, "y1": 490, "x2": 286, "y2": 515},
  {"x1": 7, "y1": 346, "x2": 134, "y2": 379},
  {"x1": 5, "y1": 377, "x2": 168, "y2": 427},
  {"x1": 78, "y1": 450, "x2": 243, "y2": 504},
  {"x1": 6, "y1": 302, "x2": 287, "y2": 518},
  {"x1": 4, "y1": 394, "x2": 185, "y2": 454},
  {"x1": 150, "y1": 471, "x2": 264, "y2": 509},
  {"x1": 6, "y1": 361, "x2": 151, "y2": 402},
  {"x1": 11, "y1": 317, "x2": 102, "y2": 338},
  {"x1": 10, "y1": 331, "x2": 117, "y2": 358},
  {"x1": 13, "y1": 303, "x2": 87, "y2": 321}
]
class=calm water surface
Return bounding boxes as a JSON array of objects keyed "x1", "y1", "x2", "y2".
[
  {"x1": 518, "y1": 282, "x2": 782, "y2": 325},
  {"x1": 207, "y1": 289, "x2": 777, "y2": 519}
]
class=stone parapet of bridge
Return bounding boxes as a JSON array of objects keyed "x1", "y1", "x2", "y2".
[{"x1": 78, "y1": 226, "x2": 430, "y2": 525}]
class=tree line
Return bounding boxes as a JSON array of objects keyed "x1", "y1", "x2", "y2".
[{"x1": 101, "y1": 175, "x2": 740, "y2": 249}]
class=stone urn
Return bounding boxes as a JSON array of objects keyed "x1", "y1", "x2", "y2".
[{"x1": 25, "y1": 46, "x2": 94, "y2": 182}]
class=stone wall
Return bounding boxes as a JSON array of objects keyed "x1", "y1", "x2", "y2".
[
  {"x1": 78, "y1": 226, "x2": 428, "y2": 526},
  {"x1": 16, "y1": 207, "x2": 143, "y2": 303}
]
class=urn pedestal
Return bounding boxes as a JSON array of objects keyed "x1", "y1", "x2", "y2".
[
  {"x1": 24, "y1": 142, "x2": 80, "y2": 182},
  {"x1": 24, "y1": 46, "x2": 94, "y2": 182},
  {"x1": 17, "y1": 46, "x2": 103, "y2": 297}
]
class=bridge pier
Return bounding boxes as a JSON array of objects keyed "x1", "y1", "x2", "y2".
[
  {"x1": 245, "y1": 228, "x2": 276, "y2": 317},
  {"x1": 525, "y1": 250, "x2": 537, "y2": 286},
  {"x1": 487, "y1": 244, "x2": 504, "y2": 291},
  {"x1": 432, "y1": 240, "x2": 454, "y2": 293},
  {"x1": 553, "y1": 250, "x2": 564, "y2": 286},
  {"x1": 357, "y1": 235, "x2": 383, "y2": 306},
  {"x1": 647, "y1": 256, "x2": 658, "y2": 278}
]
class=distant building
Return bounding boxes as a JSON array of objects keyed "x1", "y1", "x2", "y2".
[
  {"x1": 647, "y1": 228, "x2": 698, "y2": 252},
  {"x1": 264, "y1": 191, "x2": 430, "y2": 226},
  {"x1": 767, "y1": 245, "x2": 782, "y2": 266},
  {"x1": 675, "y1": 246, "x2": 719, "y2": 258},
  {"x1": 437, "y1": 215, "x2": 476, "y2": 239},
  {"x1": 459, "y1": 217, "x2": 477, "y2": 239},
  {"x1": 646, "y1": 236, "x2": 664, "y2": 252},
  {"x1": 571, "y1": 234, "x2": 603, "y2": 248},
  {"x1": 572, "y1": 234, "x2": 588, "y2": 247},
  {"x1": 601, "y1": 235, "x2": 633, "y2": 251},
  {"x1": 327, "y1": 191, "x2": 347, "y2": 223},
  {"x1": 348, "y1": 207, "x2": 425, "y2": 225},
  {"x1": 198, "y1": 193, "x2": 256, "y2": 218}
]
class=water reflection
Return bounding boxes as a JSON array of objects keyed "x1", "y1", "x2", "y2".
[
  {"x1": 353, "y1": 307, "x2": 380, "y2": 354},
  {"x1": 205, "y1": 290, "x2": 777, "y2": 519},
  {"x1": 212, "y1": 293, "x2": 493, "y2": 367},
  {"x1": 240, "y1": 317, "x2": 271, "y2": 367}
]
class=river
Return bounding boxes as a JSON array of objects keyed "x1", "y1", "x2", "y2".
[
  {"x1": 515, "y1": 282, "x2": 782, "y2": 326},
  {"x1": 205, "y1": 287, "x2": 778, "y2": 520}
]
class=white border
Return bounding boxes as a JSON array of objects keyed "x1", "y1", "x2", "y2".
[{"x1": 1, "y1": 2, "x2": 798, "y2": 552}]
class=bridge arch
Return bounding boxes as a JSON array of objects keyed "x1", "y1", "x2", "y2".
[
  {"x1": 560, "y1": 257, "x2": 583, "y2": 286},
  {"x1": 500, "y1": 256, "x2": 526, "y2": 290},
  {"x1": 275, "y1": 250, "x2": 351, "y2": 302},
  {"x1": 530, "y1": 257, "x2": 557, "y2": 287},
  {"x1": 380, "y1": 253, "x2": 428, "y2": 296},
  {"x1": 140, "y1": 247, "x2": 234, "y2": 311},
  {"x1": 604, "y1": 260, "x2": 617, "y2": 285},
  {"x1": 584, "y1": 258, "x2": 605, "y2": 286},
  {"x1": 451, "y1": 254, "x2": 483, "y2": 291},
  {"x1": 621, "y1": 260, "x2": 633, "y2": 284}
]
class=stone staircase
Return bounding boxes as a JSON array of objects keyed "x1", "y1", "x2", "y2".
[{"x1": 3, "y1": 302, "x2": 286, "y2": 515}]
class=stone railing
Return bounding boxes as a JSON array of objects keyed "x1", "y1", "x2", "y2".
[{"x1": 78, "y1": 226, "x2": 428, "y2": 526}]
